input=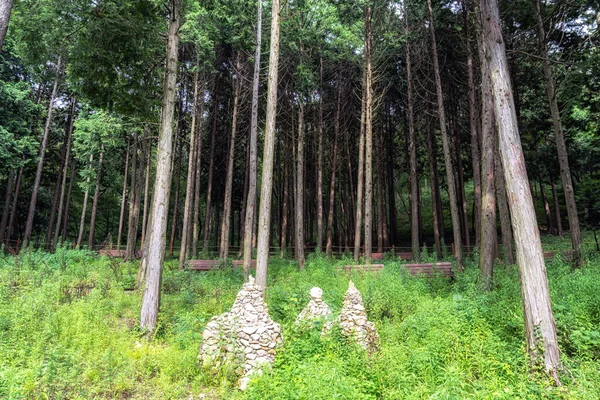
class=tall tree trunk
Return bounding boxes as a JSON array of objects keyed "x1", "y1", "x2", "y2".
[
  {"x1": 220, "y1": 56, "x2": 242, "y2": 260},
  {"x1": 0, "y1": 0, "x2": 13, "y2": 51},
  {"x1": 140, "y1": 0, "x2": 180, "y2": 333},
  {"x1": 77, "y1": 152, "x2": 94, "y2": 248},
  {"x1": 353, "y1": 66, "x2": 367, "y2": 261},
  {"x1": 465, "y1": 0, "x2": 482, "y2": 247},
  {"x1": 363, "y1": 5, "x2": 374, "y2": 263},
  {"x1": 455, "y1": 128, "x2": 470, "y2": 249},
  {"x1": 0, "y1": 169, "x2": 15, "y2": 245},
  {"x1": 326, "y1": 79, "x2": 341, "y2": 257},
  {"x1": 202, "y1": 87, "x2": 219, "y2": 254},
  {"x1": 23, "y1": 55, "x2": 62, "y2": 247},
  {"x1": 117, "y1": 137, "x2": 131, "y2": 250},
  {"x1": 427, "y1": 0, "x2": 462, "y2": 269},
  {"x1": 192, "y1": 78, "x2": 207, "y2": 257},
  {"x1": 88, "y1": 144, "x2": 105, "y2": 250},
  {"x1": 481, "y1": 0, "x2": 561, "y2": 381},
  {"x1": 255, "y1": 0, "x2": 280, "y2": 288},
  {"x1": 494, "y1": 145, "x2": 515, "y2": 264},
  {"x1": 5, "y1": 167, "x2": 22, "y2": 247},
  {"x1": 169, "y1": 132, "x2": 183, "y2": 257},
  {"x1": 295, "y1": 99, "x2": 306, "y2": 267},
  {"x1": 405, "y1": 20, "x2": 420, "y2": 261},
  {"x1": 533, "y1": 0, "x2": 581, "y2": 265},
  {"x1": 539, "y1": 174, "x2": 554, "y2": 234},
  {"x1": 376, "y1": 128, "x2": 384, "y2": 253},
  {"x1": 479, "y1": 62, "x2": 496, "y2": 290},
  {"x1": 280, "y1": 132, "x2": 290, "y2": 258},
  {"x1": 550, "y1": 175, "x2": 563, "y2": 236},
  {"x1": 126, "y1": 134, "x2": 140, "y2": 259},
  {"x1": 243, "y1": 0, "x2": 262, "y2": 274},
  {"x1": 52, "y1": 98, "x2": 75, "y2": 249},
  {"x1": 141, "y1": 136, "x2": 152, "y2": 248},
  {"x1": 427, "y1": 121, "x2": 442, "y2": 259},
  {"x1": 316, "y1": 55, "x2": 324, "y2": 253},
  {"x1": 61, "y1": 163, "x2": 75, "y2": 243},
  {"x1": 179, "y1": 70, "x2": 200, "y2": 268}
]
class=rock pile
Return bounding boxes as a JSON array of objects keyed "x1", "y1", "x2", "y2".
[
  {"x1": 296, "y1": 287, "x2": 332, "y2": 324},
  {"x1": 337, "y1": 281, "x2": 380, "y2": 355},
  {"x1": 199, "y1": 275, "x2": 283, "y2": 390}
]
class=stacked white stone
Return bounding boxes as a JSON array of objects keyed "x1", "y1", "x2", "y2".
[
  {"x1": 199, "y1": 275, "x2": 283, "y2": 390},
  {"x1": 337, "y1": 281, "x2": 380, "y2": 355},
  {"x1": 296, "y1": 287, "x2": 332, "y2": 323}
]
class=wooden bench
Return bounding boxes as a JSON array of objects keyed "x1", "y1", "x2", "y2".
[
  {"x1": 403, "y1": 262, "x2": 453, "y2": 278},
  {"x1": 231, "y1": 259, "x2": 256, "y2": 269},
  {"x1": 186, "y1": 260, "x2": 222, "y2": 271},
  {"x1": 335, "y1": 264, "x2": 385, "y2": 274}
]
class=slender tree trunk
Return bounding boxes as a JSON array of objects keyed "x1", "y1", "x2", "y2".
[
  {"x1": 465, "y1": 0, "x2": 482, "y2": 248},
  {"x1": 242, "y1": 0, "x2": 262, "y2": 275},
  {"x1": 376, "y1": 128, "x2": 384, "y2": 253},
  {"x1": 295, "y1": 99, "x2": 306, "y2": 267},
  {"x1": 479, "y1": 64, "x2": 497, "y2": 290},
  {"x1": 427, "y1": 121, "x2": 442, "y2": 259},
  {"x1": 455, "y1": 129, "x2": 470, "y2": 249},
  {"x1": 280, "y1": 132, "x2": 290, "y2": 258},
  {"x1": 88, "y1": 145, "x2": 105, "y2": 250},
  {"x1": 0, "y1": 169, "x2": 15, "y2": 245},
  {"x1": 45, "y1": 123, "x2": 70, "y2": 249},
  {"x1": 405, "y1": 22, "x2": 420, "y2": 261},
  {"x1": 533, "y1": 0, "x2": 582, "y2": 265},
  {"x1": 117, "y1": 137, "x2": 131, "y2": 250},
  {"x1": 220, "y1": 56, "x2": 242, "y2": 260},
  {"x1": 169, "y1": 133, "x2": 183, "y2": 257},
  {"x1": 539, "y1": 174, "x2": 554, "y2": 234},
  {"x1": 494, "y1": 146, "x2": 515, "y2": 264},
  {"x1": 126, "y1": 134, "x2": 140, "y2": 259},
  {"x1": 5, "y1": 167, "x2": 22, "y2": 247},
  {"x1": 316, "y1": 56, "x2": 324, "y2": 253},
  {"x1": 255, "y1": 0, "x2": 280, "y2": 288},
  {"x1": 23, "y1": 55, "x2": 62, "y2": 247},
  {"x1": 550, "y1": 175, "x2": 563, "y2": 236},
  {"x1": 52, "y1": 98, "x2": 75, "y2": 249},
  {"x1": 427, "y1": 0, "x2": 462, "y2": 269},
  {"x1": 77, "y1": 152, "x2": 94, "y2": 248},
  {"x1": 179, "y1": 71, "x2": 200, "y2": 268},
  {"x1": 353, "y1": 67, "x2": 367, "y2": 261},
  {"x1": 141, "y1": 136, "x2": 152, "y2": 248},
  {"x1": 0, "y1": 0, "x2": 14, "y2": 52},
  {"x1": 481, "y1": 0, "x2": 561, "y2": 381},
  {"x1": 363, "y1": 5, "x2": 374, "y2": 263},
  {"x1": 61, "y1": 163, "x2": 75, "y2": 242},
  {"x1": 191, "y1": 79, "x2": 206, "y2": 258},
  {"x1": 140, "y1": 0, "x2": 180, "y2": 333},
  {"x1": 202, "y1": 88, "x2": 219, "y2": 254},
  {"x1": 326, "y1": 79, "x2": 341, "y2": 257}
]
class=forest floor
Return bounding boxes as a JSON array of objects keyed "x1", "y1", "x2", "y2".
[{"x1": 1, "y1": 237, "x2": 600, "y2": 399}]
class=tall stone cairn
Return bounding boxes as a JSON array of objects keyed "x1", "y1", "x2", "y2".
[
  {"x1": 296, "y1": 287, "x2": 332, "y2": 324},
  {"x1": 199, "y1": 275, "x2": 283, "y2": 390},
  {"x1": 337, "y1": 281, "x2": 380, "y2": 355}
]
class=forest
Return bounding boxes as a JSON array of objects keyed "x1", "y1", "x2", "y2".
[{"x1": 0, "y1": 0, "x2": 599, "y2": 398}]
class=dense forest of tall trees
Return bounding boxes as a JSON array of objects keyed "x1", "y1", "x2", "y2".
[{"x1": 1, "y1": 0, "x2": 599, "y2": 383}]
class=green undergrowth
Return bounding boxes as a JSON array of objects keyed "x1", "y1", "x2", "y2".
[{"x1": 0, "y1": 244, "x2": 599, "y2": 399}]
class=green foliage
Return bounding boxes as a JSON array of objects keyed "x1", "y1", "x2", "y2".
[{"x1": 1, "y1": 245, "x2": 600, "y2": 398}]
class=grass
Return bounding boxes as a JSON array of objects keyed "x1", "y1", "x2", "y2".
[{"x1": 0, "y1": 241, "x2": 599, "y2": 399}]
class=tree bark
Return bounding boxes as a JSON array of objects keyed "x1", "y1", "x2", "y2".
[
  {"x1": 280, "y1": 131, "x2": 290, "y2": 258},
  {"x1": 363, "y1": 4, "x2": 374, "y2": 263},
  {"x1": 295, "y1": 99, "x2": 306, "y2": 267},
  {"x1": 0, "y1": 169, "x2": 15, "y2": 245},
  {"x1": 405, "y1": 19, "x2": 420, "y2": 261},
  {"x1": 0, "y1": 0, "x2": 13, "y2": 52},
  {"x1": 126, "y1": 134, "x2": 141, "y2": 259},
  {"x1": 494, "y1": 146, "x2": 515, "y2": 265},
  {"x1": 481, "y1": 0, "x2": 562, "y2": 381},
  {"x1": 5, "y1": 167, "x2": 22, "y2": 247},
  {"x1": 76, "y1": 153, "x2": 94, "y2": 248},
  {"x1": 140, "y1": 136, "x2": 152, "y2": 248},
  {"x1": 202, "y1": 86, "x2": 219, "y2": 254},
  {"x1": 88, "y1": 144, "x2": 104, "y2": 250},
  {"x1": 220, "y1": 56, "x2": 242, "y2": 260},
  {"x1": 255, "y1": 0, "x2": 281, "y2": 288},
  {"x1": 427, "y1": 122, "x2": 443, "y2": 259},
  {"x1": 316, "y1": 56, "x2": 324, "y2": 253},
  {"x1": 326, "y1": 79, "x2": 341, "y2": 257},
  {"x1": 533, "y1": 0, "x2": 582, "y2": 264},
  {"x1": 427, "y1": 0, "x2": 463, "y2": 269},
  {"x1": 353, "y1": 64, "x2": 367, "y2": 261},
  {"x1": 140, "y1": 0, "x2": 180, "y2": 333},
  {"x1": 117, "y1": 137, "x2": 131, "y2": 250},
  {"x1": 23, "y1": 55, "x2": 62, "y2": 247}
]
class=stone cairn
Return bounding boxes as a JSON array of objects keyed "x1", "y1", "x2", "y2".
[
  {"x1": 199, "y1": 275, "x2": 283, "y2": 390},
  {"x1": 336, "y1": 281, "x2": 380, "y2": 355},
  {"x1": 296, "y1": 287, "x2": 332, "y2": 324}
]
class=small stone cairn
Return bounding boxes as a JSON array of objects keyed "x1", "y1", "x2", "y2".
[
  {"x1": 296, "y1": 287, "x2": 332, "y2": 324},
  {"x1": 337, "y1": 281, "x2": 380, "y2": 355},
  {"x1": 199, "y1": 275, "x2": 283, "y2": 390}
]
